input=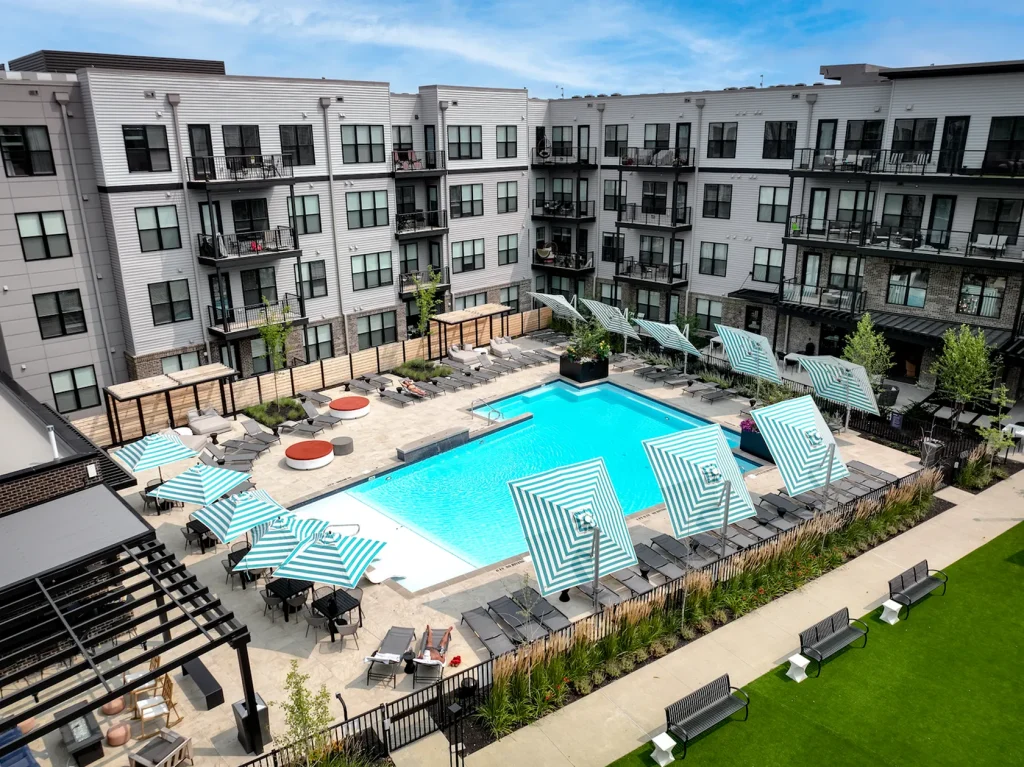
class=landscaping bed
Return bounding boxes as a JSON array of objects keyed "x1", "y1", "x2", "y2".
[
  {"x1": 953, "y1": 448, "x2": 1024, "y2": 494},
  {"x1": 392, "y1": 358, "x2": 452, "y2": 382},
  {"x1": 242, "y1": 396, "x2": 304, "y2": 427}
]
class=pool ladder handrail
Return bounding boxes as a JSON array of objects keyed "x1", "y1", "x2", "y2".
[{"x1": 471, "y1": 398, "x2": 502, "y2": 424}]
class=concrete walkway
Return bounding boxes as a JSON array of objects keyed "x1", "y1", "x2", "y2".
[{"x1": 393, "y1": 466, "x2": 1024, "y2": 767}]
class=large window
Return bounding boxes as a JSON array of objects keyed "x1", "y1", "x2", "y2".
[
  {"x1": 958, "y1": 274, "x2": 1006, "y2": 319},
  {"x1": 50, "y1": 365, "x2": 99, "y2": 413},
  {"x1": 341, "y1": 125, "x2": 385, "y2": 163},
  {"x1": 357, "y1": 311, "x2": 396, "y2": 350},
  {"x1": 604, "y1": 179, "x2": 626, "y2": 212},
  {"x1": 452, "y1": 239, "x2": 485, "y2": 273},
  {"x1": 762, "y1": 121, "x2": 797, "y2": 159},
  {"x1": 642, "y1": 181, "x2": 668, "y2": 214},
  {"x1": 498, "y1": 234, "x2": 519, "y2": 265},
  {"x1": 345, "y1": 190, "x2": 388, "y2": 229},
  {"x1": 602, "y1": 231, "x2": 624, "y2": 262},
  {"x1": 844, "y1": 120, "x2": 884, "y2": 151},
  {"x1": 757, "y1": 187, "x2": 790, "y2": 223},
  {"x1": 396, "y1": 186, "x2": 416, "y2": 216},
  {"x1": 639, "y1": 235, "x2": 665, "y2": 264},
  {"x1": 251, "y1": 338, "x2": 271, "y2": 375},
  {"x1": 707, "y1": 122, "x2": 738, "y2": 158},
  {"x1": 551, "y1": 226, "x2": 572, "y2": 253},
  {"x1": 447, "y1": 125, "x2": 482, "y2": 159},
  {"x1": 985, "y1": 117, "x2": 1024, "y2": 166},
  {"x1": 351, "y1": 251, "x2": 393, "y2": 290},
  {"x1": 304, "y1": 324, "x2": 334, "y2": 361},
  {"x1": 0, "y1": 126, "x2": 55, "y2": 177},
  {"x1": 135, "y1": 206, "x2": 181, "y2": 252},
  {"x1": 752, "y1": 247, "x2": 783, "y2": 283},
  {"x1": 828, "y1": 255, "x2": 863, "y2": 290},
  {"x1": 644, "y1": 123, "x2": 670, "y2": 150},
  {"x1": 122, "y1": 125, "x2": 171, "y2": 172},
  {"x1": 161, "y1": 352, "x2": 200, "y2": 374},
  {"x1": 891, "y1": 118, "x2": 937, "y2": 155},
  {"x1": 699, "y1": 242, "x2": 728, "y2": 277},
  {"x1": 34, "y1": 290, "x2": 86, "y2": 339},
  {"x1": 241, "y1": 267, "x2": 277, "y2": 306},
  {"x1": 881, "y1": 194, "x2": 925, "y2": 232},
  {"x1": 599, "y1": 282, "x2": 623, "y2": 308},
  {"x1": 604, "y1": 124, "x2": 628, "y2": 157},
  {"x1": 450, "y1": 183, "x2": 483, "y2": 218},
  {"x1": 836, "y1": 190, "x2": 875, "y2": 224},
  {"x1": 223, "y1": 125, "x2": 261, "y2": 156},
  {"x1": 148, "y1": 279, "x2": 192, "y2": 325},
  {"x1": 287, "y1": 194, "x2": 321, "y2": 234},
  {"x1": 392, "y1": 125, "x2": 413, "y2": 151},
  {"x1": 295, "y1": 260, "x2": 328, "y2": 299},
  {"x1": 551, "y1": 126, "x2": 572, "y2": 156},
  {"x1": 499, "y1": 286, "x2": 519, "y2": 312},
  {"x1": 454, "y1": 292, "x2": 487, "y2": 311},
  {"x1": 887, "y1": 266, "x2": 929, "y2": 308},
  {"x1": 231, "y1": 198, "x2": 269, "y2": 233},
  {"x1": 695, "y1": 298, "x2": 722, "y2": 331},
  {"x1": 497, "y1": 181, "x2": 518, "y2": 213},
  {"x1": 280, "y1": 125, "x2": 315, "y2": 166},
  {"x1": 702, "y1": 184, "x2": 732, "y2": 219},
  {"x1": 16, "y1": 211, "x2": 70, "y2": 261},
  {"x1": 551, "y1": 178, "x2": 573, "y2": 204},
  {"x1": 972, "y1": 198, "x2": 1023, "y2": 246},
  {"x1": 535, "y1": 178, "x2": 546, "y2": 205},
  {"x1": 497, "y1": 126, "x2": 517, "y2": 158},
  {"x1": 636, "y1": 289, "x2": 660, "y2": 319}
]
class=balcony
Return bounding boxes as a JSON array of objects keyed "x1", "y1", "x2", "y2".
[
  {"x1": 791, "y1": 148, "x2": 1024, "y2": 181},
  {"x1": 532, "y1": 249, "x2": 595, "y2": 273},
  {"x1": 777, "y1": 279, "x2": 865, "y2": 320},
  {"x1": 395, "y1": 210, "x2": 448, "y2": 240},
  {"x1": 531, "y1": 199, "x2": 596, "y2": 221},
  {"x1": 398, "y1": 267, "x2": 450, "y2": 296},
  {"x1": 618, "y1": 203, "x2": 692, "y2": 231},
  {"x1": 186, "y1": 154, "x2": 294, "y2": 185},
  {"x1": 530, "y1": 146, "x2": 598, "y2": 168},
  {"x1": 392, "y1": 149, "x2": 446, "y2": 176},
  {"x1": 196, "y1": 227, "x2": 299, "y2": 266},
  {"x1": 614, "y1": 258, "x2": 688, "y2": 288},
  {"x1": 206, "y1": 293, "x2": 307, "y2": 340},
  {"x1": 619, "y1": 147, "x2": 695, "y2": 170}
]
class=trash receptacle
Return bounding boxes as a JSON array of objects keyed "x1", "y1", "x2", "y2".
[{"x1": 233, "y1": 693, "x2": 271, "y2": 754}]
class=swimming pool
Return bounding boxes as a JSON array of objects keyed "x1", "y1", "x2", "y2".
[{"x1": 345, "y1": 382, "x2": 759, "y2": 569}]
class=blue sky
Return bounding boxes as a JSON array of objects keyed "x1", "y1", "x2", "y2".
[{"x1": 5, "y1": 0, "x2": 1022, "y2": 97}]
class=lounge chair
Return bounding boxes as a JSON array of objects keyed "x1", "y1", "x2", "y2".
[
  {"x1": 399, "y1": 380, "x2": 434, "y2": 399},
  {"x1": 345, "y1": 379, "x2": 379, "y2": 394},
  {"x1": 733, "y1": 517, "x2": 777, "y2": 541},
  {"x1": 432, "y1": 376, "x2": 469, "y2": 391},
  {"x1": 611, "y1": 568, "x2": 654, "y2": 596},
  {"x1": 490, "y1": 337, "x2": 519, "y2": 358},
  {"x1": 487, "y1": 596, "x2": 548, "y2": 642},
  {"x1": 449, "y1": 344, "x2": 484, "y2": 366},
  {"x1": 531, "y1": 348, "x2": 562, "y2": 361},
  {"x1": 158, "y1": 427, "x2": 209, "y2": 453},
  {"x1": 701, "y1": 387, "x2": 738, "y2": 403},
  {"x1": 298, "y1": 390, "x2": 332, "y2": 405},
  {"x1": 613, "y1": 358, "x2": 644, "y2": 371},
  {"x1": 487, "y1": 356, "x2": 525, "y2": 372},
  {"x1": 846, "y1": 470, "x2": 886, "y2": 490},
  {"x1": 693, "y1": 532, "x2": 739, "y2": 557},
  {"x1": 721, "y1": 526, "x2": 761, "y2": 549},
  {"x1": 461, "y1": 607, "x2": 517, "y2": 657},
  {"x1": 664, "y1": 374, "x2": 696, "y2": 388},
  {"x1": 848, "y1": 461, "x2": 898, "y2": 482},
  {"x1": 633, "y1": 365, "x2": 659, "y2": 378},
  {"x1": 200, "y1": 451, "x2": 253, "y2": 472},
  {"x1": 380, "y1": 389, "x2": 417, "y2": 407},
  {"x1": 361, "y1": 374, "x2": 393, "y2": 388},
  {"x1": 511, "y1": 586, "x2": 571, "y2": 631},
  {"x1": 451, "y1": 363, "x2": 501, "y2": 381},
  {"x1": 510, "y1": 348, "x2": 545, "y2": 366},
  {"x1": 365, "y1": 626, "x2": 416, "y2": 688},
  {"x1": 207, "y1": 443, "x2": 258, "y2": 467},
  {"x1": 645, "y1": 368, "x2": 681, "y2": 382},
  {"x1": 634, "y1": 543, "x2": 687, "y2": 580},
  {"x1": 221, "y1": 436, "x2": 271, "y2": 455},
  {"x1": 761, "y1": 493, "x2": 814, "y2": 521},
  {"x1": 680, "y1": 382, "x2": 716, "y2": 398},
  {"x1": 413, "y1": 625, "x2": 452, "y2": 688},
  {"x1": 754, "y1": 503, "x2": 799, "y2": 532},
  {"x1": 242, "y1": 420, "x2": 280, "y2": 445},
  {"x1": 577, "y1": 581, "x2": 623, "y2": 608},
  {"x1": 415, "y1": 381, "x2": 447, "y2": 396},
  {"x1": 303, "y1": 401, "x2": 343, "y2": 427},
  {"x1": 279, "y1": 419, "x2": 326, "y2": 436},
  {"x1": 187, "y1": 408, "x2": 232, "y2": 437}
]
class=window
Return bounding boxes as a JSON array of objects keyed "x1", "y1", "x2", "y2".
[
  {"x1": 972, "y1": 198, "x2": 1023, "y2": 246},
  {"x1": 345, "y1": 190, "x2": 388, "y2": 229},
  {"x1": 639, "y1": 235, "x2": 665, "y2": 264},
  {"x1": 744, "y1": 306, "x2": 763, "y2": 334},
  {"x1": 135, "y1": 206, "x2": 181, "y2": 251},
  {"x1": 499, "y1": 286, "x2": 519, "y2": 312},
  {"x1": 497, "y1": 126, "x2": 517, "y2": 158},
  {"x1": 122, "y1": 125, "x2": 170, "y2": 172},
  {"x1": 695, "y1": 298, "x2": 722, "y2": 331},
  {"x1": 241, "y1": 267, "x2": 277, "y2": 306},
  {"x1": 392, "y1": 125, "x2": 413, "y2": 151},
  {"x1": 642, "y1": 181, "x2": 668, "y2": 214},
  {"x1": 881, "y1": 194, "x2": 925, "y2": 232},
  {"x1": 604, "y1": 124, "x2": 628, "y2": 157},
  {"x1": 16, "y1": 211, "x2": 70, "y2": 261},
  {"x1": 552, "y1": 178, "x2": 573, "y2": 204},
  {"x1": 757, "y1": 187, "x2": 790, "y2": 223},
  {"x1": 1, "y1": 126, "x2": 55, "y2": 176},
  {"x1": 958, "y1": 274, "x2": 1006, "y2": 319},
  {"x1": 985, "y1": 117, "x2": 1024, "y2": 168},
  {"x1": 702, "y1": 184, "x2": 732, "y2": 219},
  {"x1": 251, "y1": 338, "x2": 271, "y2": 375},
  {"x1": 891, "y1": 118, "x2": 937, "y2": 155},
  {"x1": 602, "y1": 231, "x2": 624, "y2": 262},
  {"x1": 675, "y1": 123, "x2": 691, "y2": 154},
  {"x1": 498, "y1": 234, "x2": 519, "y2": 265},
  {"x1": 148, "y1": 279, "x2": 193, "y2": 325},
  {"x1": 50, "y1": 366, "x2": 99, "y2": 413},
  {"x1": 295, "y1": 260, "x2": 328, "y2": 299},
  {"x1": 636, "y1": 289, "x2": 661, "y2": 319},
  {"x1": 551, "y1": 126, "x2": 572, "y2": 156},
  {"x1": 351, "y1": 252, "x2": 393, "y2": 290},
  {"x1": 707, "y1": 122, "x2": 738, "y2": 158},
  {"x1": 341, "y1": 125, "x2": 385, "y2": 163},
  {"x1": 231, "y1": 198, "x2": 269, "y2": 233},
  {"x1": 603, "y1": 180, "x2": 626, "y2": 211},
  {"x1": 887, "y1": 266, "x2": 929, "y2": 308},
  {"x1": 161, "y1": 352, "x2": 200, "y2": 374},
  {"x1": 699, "y1": 242, "x2": 728, "y2": 277},
  {"x1": 535, "y1": 178, "x2": 546, "y2": 204},
  {"x1": 644, "y1": 123, "x2": 670, "y2": 149},
  {"x1": 304, "y1": 324, "x2": 334, "y2": 361},
  {"x1": 762, "y1": 121, "x2": 797, "y2": 159},
  {"x1": 447, "y1": 125, "x2": 482, "y2": 159},
  {"x1": 844, "y1": 120, "x2": 884, "y2": 151},
  {"x1": 599, "y1": 282, "x2": 623, "y2": 308},
  {"x1": 287, "y1": 194, "x2": 321, "y2": 234},
  {"x1": 223, "y1": 125, "x2": 261, "y2": 156},
  {"x1": 828, "y1": 255, "x2": 863, "y2": 290},
  {"x1": 816, "y1": 120, "x2": 837, "y2": 150},
  {"x1": 199, "y1": 200, "x2": 223, "y2": 235},
  {"x1": 452, "y1": 239, "x2": 485, "y2": 273},
  {"x1": 280, "y1": 125, "x2": 315, "y2": 166},
  {"x1": 450, "y1": 184, "x2": 483, "y2": 218},
  {"x1": 396, "y1": 186, "x2": 416, "y2": 216},
  {"x1": 454, "y1": 293, "x2": 487, "y2": 310},
  {"x1": 400, "y1": 243, "x2": 419, "y2": 274},
  {"x1": 752, "y1": 247, "x2": 783, "y2": 283},
  {"x1": 497, "y1": 181, "x2": 518, "y2": 213},
  {"x1": 34, "y1": 290, "x2": 86, "y2": 338},
  {"x1": 836, "y1": 190, "x2": 875, "y2": 224},
  {"x1": 551, "y1": 226, "x2": 572, "y2": 253}
]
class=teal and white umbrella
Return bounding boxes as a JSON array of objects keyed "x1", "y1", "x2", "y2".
[
  {"x1": 796, "y1": 355, "x2": 880, "y2": 428},
  {"x1": 234, "y1": 513, "x2": 332, "y2": 571},
  {"x1": 643, "y1": 424, "x2": 755, "y2": 554},
  {"x1": 149, "y1": 465, "x2": 249, "y2": 505},
  {"x1": 750, "y1": 395, "x2": 849, "y2": 500},
  {"x1": 635, "y1": 318, "x2": 702, "y2": 373},
  {"x1": 715, "y1": 324, "x2": 782, "y2": 401},
  {"x1": 273, "y1": 531, "x2": 386, "y2": 589},
  {"x1": 528, "y1": 292, "x2": 585, "y2": 323},
  {"x1": 580, "y1": 298, "x2": 639, "y2": 351},
  {"x1": 114, "y1": 433, "x2": 196, "y2": 479},
  {"x1": 508, "y1": 458, "x2": 637, "y2": 607},
  {"x1": 192, "y1": 489, "x2": 287, "y2": 544}
]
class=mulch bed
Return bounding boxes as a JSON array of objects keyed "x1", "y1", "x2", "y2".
[{"x1": 955, "y1": 457, "x2": 1024, "y2": 495}]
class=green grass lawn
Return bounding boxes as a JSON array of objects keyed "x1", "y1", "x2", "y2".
[{"x1": 609, "y1": 521, "x2": 1024, "y2": 767}]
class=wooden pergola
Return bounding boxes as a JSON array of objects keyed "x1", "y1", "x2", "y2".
[{"x1": 429, "y1": 303, "x2": 513, "y2": 360}]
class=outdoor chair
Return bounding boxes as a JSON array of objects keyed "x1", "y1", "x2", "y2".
[
  {"x1": 632, "y1": 365, "x2": 659, "y2": 378},
  {"x1": 611, "y1": 568, "x2": 655, "y2": 596},
  {"x1": 303, "y1": 401, "x2": 343, "y2": 427},
  {"x1": 761, "y1": 494, "x2": 814, "y2": 521},
  {"x1": 681, "y1": 382, "x2": 716, "y2": 398},
  {"x1": 664, "y1": 374, "x2": 696, "y2": 388},
  {"x1": 754, "y1": 503, "x2": 799, "y2": 532},
  {"x1": 798, "y1": 607, "x2": 869, "y2": 677},
  {"x1": 135, "y1": 676, "x2": 183, "y2": 738},
  {"x1": 298, "y1": 390, "x2": 332, "y2": 405},
  {"x1": 489, "y1": 337, "x2": 519, "y2": 358},
  {"x1": 511, "y1": 586, "x2": 571, "y2": 631},
  {"x1": 345, "y1": 379, "x2": 379, "y2": 394},
  {"x1": 260, "y1": 589, "x2": 284, "y2": 623},
  {"x1": 285, "y1": 591, "x2": 309, "y2": 614},
  {"x1": 279, "y1": 419, "x2": 326, "y2": 436},
  {"x1": 413, "y1": 625, "x2": 452, "y2": 688},
  {"x1": 646, "y1": 368, "x2": 682, "y2": 382},
  {"x1": 335, "y1": 623, "x2": 360, "y2": 650},
  {"x1": 432, "y1": 375, "x2": 470, "y2": 390},
  {"x1": 576, "y1": 581, "x2": 623, "y2": 608},
  {"x1": 510, "y1": 348, "x2": 546, "y2": 367},
  {"x1": 242, "y1": 420, "x2": 279, "y2": 445},
  {"x1": 530, "y1": 348, "x2": 562, "y2": 361},
  {"x1": 221, "y1": 437, "x2": 271, "y2": 455},
  {"x1": 302, "y1": 607, "x2": 330, "y2": 642},
  {"x1": 180, "y1": 527, "x2": 203, "y2": 551},
  {"x1": 733, "y1": 517, "x2": 777, "y2": 541},
  {"x1": 487, "y1": 356, "x2": 525, "y2": 372},
  {"x1": 209, "y1": 442, "x2": 260, "y2": 463},
  {"x1": 665, "y1": 674, "x2": 749, "y2": 759},
  {"x1": 692, "y1": 532, "x2": 740, "y2": 558},
  {"x1": 380, "y1": 388, "x2": 417, "y2": 407},
  {"x1": 202, "y1": 447, "x2": 253, "y2": 473},
  {"x1": 124, "y1": 656, "x2": 161, "y2": 693},
  {"x1": 222, "y1": 559, "x2": 241, "y2": 589},
  {"x1": 848, "y1": 461, "x2": 899, "y2": 483},
  {"x1": 365, "y1": 626, "x2": 416, "y2": 688},
  {"x1": 637, "y1": 541, "x2": 688, "y2": 580},
  {"x1": 701, "y1": 387, "x2": 738, "y2": 403},
  {"x1": 461, "y1": 607, "x2": 517, "y2": 657},
  {"x1": 487, "y1": 596, "x2": 549, "y2": 642}
]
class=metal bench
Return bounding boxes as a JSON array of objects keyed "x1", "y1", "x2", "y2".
[
  {"x1": 665, "y1": 673, "x2": 749, "y2": 759},
  {"x1": 798, "y1": 607, "x2": 868, "y2": 677},
  {"x1": 888, "y1": 560, "x2": 948, "y2": 619}
]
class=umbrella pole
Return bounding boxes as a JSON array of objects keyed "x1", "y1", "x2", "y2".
[
  {"x1": 823, "y1": 443, "x2": 835, "y2": 512},
  {"x1": 720, "y1": 480, "x2": 732, "y2": 560},
  {"x1": 592, "y1": 526, "x2": 601, "y2": 613},
  {"x1": 845, "y1": 376, "x2": 852, "y2": 431}
]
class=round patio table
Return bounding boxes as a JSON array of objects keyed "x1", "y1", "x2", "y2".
[
  {"x1": 329, "y1": 396, "x2": 370, "y2": 419},
  {"x1": 285, "y1": 440, "x2": 334, "y2": 470}
]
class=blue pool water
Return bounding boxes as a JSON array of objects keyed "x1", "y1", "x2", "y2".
[{"x1": 346, "y1": 382, "x2": 759, "y2": 568}]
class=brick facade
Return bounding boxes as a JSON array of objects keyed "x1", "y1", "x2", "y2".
[
  {"x1": 0, "y1": 457, "x2": 103, "y2": 516},
  {"x1": 126, "y1": 343, "x2": 210, "y2": 379}
]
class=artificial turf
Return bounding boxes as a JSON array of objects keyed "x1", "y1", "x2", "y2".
[{"x1": 608, "y1": 521, "x2": 1024, "y2": 766}]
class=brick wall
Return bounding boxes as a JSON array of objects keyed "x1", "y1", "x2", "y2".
[
  {"x1": 126, "y1": 343, "x2": 210, "y2": 379},
  {"x1": 344, "y1": 305, "x2": 409, "y2": 355},
  {"x1": 0, "y1": 457, "x2": 102, "y2": 516}
]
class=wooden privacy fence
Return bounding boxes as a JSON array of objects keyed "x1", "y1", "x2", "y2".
[{"x1": 72, "y1": 307, "x2": 553, "y2": 447}]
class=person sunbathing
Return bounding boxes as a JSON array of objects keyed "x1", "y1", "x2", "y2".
[{"x1": 422, "y1": 625, "x2": 453, "y2": 662}]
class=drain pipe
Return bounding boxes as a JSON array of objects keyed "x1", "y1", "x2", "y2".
[
  {"x1": 438, "y1": 99, "x2": 452, "y2": 309},
  {"x1": 53, "y1": 92, "x2": 118, "y2": 387},
  {"x1": 320, "y1": 96, "x2": 350, "y2": 351},
  {"x1": 687, "y1": 98, "x2": 706, "y2": 316},
  {"x1": 798, "y1": 92, "x2": 817, "y2": 221}
]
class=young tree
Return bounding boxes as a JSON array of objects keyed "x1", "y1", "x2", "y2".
[
  {"x1": 976, "y1": 383, "x2": 1015, "y2": 469},
  {"x1": 929, "y1": 324, "x2": 993, "y2": 429},
  {"x1": 276, "y1": 660, "x2": 333, "y2": 765},
  {"x1": 841, "y1": 313, "x2": 893, "y2": 389},
  {"x1": 256, "y1": 297, "x2": 293, "y2": 402},
  {"x1": 411, "y1": 268, "x2": 443, "y2": 338}
]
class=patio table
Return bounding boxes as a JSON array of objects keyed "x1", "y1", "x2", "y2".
[
  {"x1": 267, "y1": 578, "x2": 312, "y2": 622},
  {"x1": 228, "y1": 546, "x2": 255, "y2": 590},
  {"x1": 186, "y1": 519, "x2": 214, "y2": 554},
  {"x1": 311, "y1": 590, "x2": 361, "y2": 642}
]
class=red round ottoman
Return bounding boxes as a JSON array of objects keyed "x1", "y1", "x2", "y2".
[
  {"x1": 329, "y1": 396, "x2": 370, "y2": 420},
  {"x1": 285, "y1": 440, "x2": 335, "y2": 470}
]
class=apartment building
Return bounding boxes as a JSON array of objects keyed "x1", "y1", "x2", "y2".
[{"x1": 2, "y1": 52, "x2": 1023, "y2": 418}]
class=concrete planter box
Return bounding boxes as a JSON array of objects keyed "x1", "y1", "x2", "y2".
[
  {"x1": 560, "y1": 356, "x2": 609, "y2": 384},
  {"x1": 876, "y1": 385, "x2": 898, "y2": 409},
  {"x1": 740, "y1": 430, "x2": 774, "y2": 463}
]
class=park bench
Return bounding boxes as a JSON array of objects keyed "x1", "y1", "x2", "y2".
[
  {"x1": 664, "y1": 673, "x2": 749, "y2": 759},
  {"x1": 888, "y1": 560, "x2": 948, "y2": 620},
  {"x1": 798, "y1": 607, "x2": 868, "y2": 677},
  {"x1": 181, "y1": 657, "x2": 223, "y2": 710}
]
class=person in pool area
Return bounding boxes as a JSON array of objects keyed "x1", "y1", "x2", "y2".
[
  {"x1": 401, "y1": 379, "x2": 429, "y2": 398},
  {"x1": 423, "y1": 625, "x2": 452, "y2": 662}
]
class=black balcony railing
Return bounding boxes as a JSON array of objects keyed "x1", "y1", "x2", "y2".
[
  {"x1": 207, "y1": 292, "x2": 303, "y2": 330},
  {"x1": 197, "y1": 226, "x2": 297, "y2": 261},
  {"x1": 619, "y1": 146, "x2": 695, "y2": 168},
  {"x1": 530, "y1": 146, "x2": 598, "y2": 166},
  {"x1": 533, "y1": 249, "x2": 595, "y2": 270},
  {"x1": 601, "y1": 245, "x2": 624, "y2": 263},
  {"x1": 392, "y1": 149, "x2": 445, "y2": 172},
  {"x1": 779, "y1": 278, "x2": 865, "y2": 314},
  {"x1": 186, "y1": 154, "x2": 294, "y2": 183},
  {"x1": 619, "y1": 203, "x2": 691, "y2": 228},
  {"x1": 399, "y1": 266, "x2": 449, "y2": 293},
  {"x1": 531, "y1": 199, "x2": 596, "y2": 219},
  {"x1": 617, "y1": 258, "x2": 688, "y2": 284},
  {"x1": 792, "y1": 148, "x2": 1024, "y2": 177},
  {"x1": 395, "y1": 210, "x2": 448, "y2": 235}
]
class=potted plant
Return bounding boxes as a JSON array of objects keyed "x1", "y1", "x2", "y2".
[
  {"x1": 739, "y1": 418, "x2": 774, "y2": 462},
  {"x1": 560, "y1": 319, "x2": 611, "y2": 383}
]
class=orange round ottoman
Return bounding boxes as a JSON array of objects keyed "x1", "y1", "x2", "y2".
[
  {"x1": 101, "y1": 698, "x2": 125, "y2": 716},
  {"x1": 329, "y1": 396, "x2": 370, "y2": 420},
  {"x1": 285, "y1": 440, "x2": 334, "y2": 470},
  {"x1": 106, "y1": 722, "x2": 131, "y2": 747}
]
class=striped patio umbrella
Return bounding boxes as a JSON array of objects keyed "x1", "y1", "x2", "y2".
[
  {"x1": 508, "y1": 458, "x2": 637, "y2": 606},
  {"x1": 643, "y1": 424, "x2": 755, "y2": 549},
  {"x1": 714, "y1": 324, "x2": 782, "y2": 385},
  {"x1": 634, "y1": 318, "x2": 702, "y2": 373},
  {"x1": 114, "y1": 433, "x2": 196, "y2": 479},
  {"x1": 796, "y1": 355, "x2": 880, "y2": 428},
  {"x1": 580, "y1": 299, "x2": 639, "y2": 351},
  {"x1": 234, "y1": 513, "x2": 331, "y2": 571},
  {"x1": 528, "y1": 292, "x2": 585, "y2": 323},
  {"x1": 148, "y1": 465, "x2": 249, "y2": 505},
  {"x1": 192, "y1": 489, "x2": 287, "y2": 544},
  {"x1": 272, "y1": 531, "x2": 386, "y2": 589},
  {"x1": 750, "y1": 395, "x2": 849, "y2": 499}
]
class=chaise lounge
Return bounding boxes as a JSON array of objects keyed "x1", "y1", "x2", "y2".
[
  {"x1": 365, "y1": 626, "x2": 417, "y2": 688},
  {"x1": 461, "y1": 607, "x2": 517, "y2": 657},
  {"x1": 511, "y1": 586, "x2": 571, "y2": 631}
]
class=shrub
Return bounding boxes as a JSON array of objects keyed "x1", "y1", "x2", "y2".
[
  {"x1": 392, "y1": 358, "x2": 453, "y2": 382},
  {"x1": 565, "y1": 319, "x2": 611, "y2": 363},
  {"x1": 603, "y1": 659, "x2": 623, "y2": 679},
  {"x1": 711, "y1": 608, "x2": 729, "y2": 625},
  {"x1": 700, "y1": 371, "x2": 736, "y2": 389},
  {"x1": 572, "y1": 677, "x2": 593, "y2": 695},
  {"x1": 696, "y1": 617, "x2": 714, "y2": 635},
  {"x1": 679, "y1": 625, "x2": 697, "y2": 642},
  {"x1": 590, "y1": 668, "x2": 607, "y2": 686},
  {"x1": 619, "y1": 655, "x2": 636, "y2": 673},
  {"x1": 955, "y1": 445, "x2": 991, "y2": 490},
  {"x1": 243, "y1": 397, "x2": 303, "y2": 427}
]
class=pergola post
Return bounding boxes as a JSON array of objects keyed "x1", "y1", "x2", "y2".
[{"x1": 234, "y1": 639, "x2": 263, "y2": 754}]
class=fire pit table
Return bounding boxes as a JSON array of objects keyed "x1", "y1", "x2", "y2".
[
  {"x1": 329, "y1": 396, "x2": 370, "y2": 420},
  {"x1": 285, "y1": 440, "x2": 334, "y2": 470}
]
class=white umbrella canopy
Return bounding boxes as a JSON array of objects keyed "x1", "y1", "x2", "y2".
[
  {"x1": 580, "y1": 298, "x2": 640, "y2": 343},
  {"x1": 114, "y1": 432, "x2": 197, "y2": 480},
  {"x1": 714, "y1": 324, "x2": 782, "y2": 385},
  {"x1": 528, "y1": 292, "x2": 585, "y2": 323},
  {"x1": 796, "y1": 355, "x2": 880, "y2": 427}
]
